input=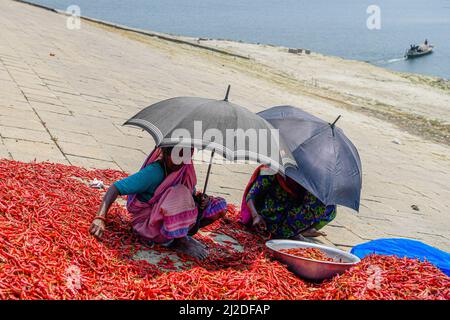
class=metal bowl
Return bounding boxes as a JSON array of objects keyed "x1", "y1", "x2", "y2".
[{"x1": 266, "y1": 239, "x2": 360, "y2": 281}]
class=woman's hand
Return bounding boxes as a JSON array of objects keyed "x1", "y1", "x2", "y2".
[
  {"x1": 90, "y1": 185, "x2": 119, "y2": 239},
  {"x1": 199, "y1": 194, "x2": 210, "y2": 211},
  {"x1": 252, "y1": 214, "x2": 267, "y2": 233},
  {"x1": 90, "y1": 218, "x2": 105, "y2": 238},
  {"x1": 247, "y1": 198, "x2": 267, "y2": 233}
]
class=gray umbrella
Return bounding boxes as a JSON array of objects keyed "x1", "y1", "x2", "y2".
[
  {"x1": 124, "y1": 87, "x2": 297, "y2": 193},
  {"x1": 258, "y1": 105, "x2": 362, "y2": 211}
]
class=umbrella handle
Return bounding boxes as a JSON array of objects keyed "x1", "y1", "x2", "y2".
[{"x1": 202, "y1": 149, "x2": 215, "y2": 197}]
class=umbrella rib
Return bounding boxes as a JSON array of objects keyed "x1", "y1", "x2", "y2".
[
  {"x1": 336, "y1": 130, "x2": 363, "y2": 178},
  {"x1": 331, "y1": 130, "x2": 339, "y2": 202},
  {"x1": 163, "y1": 99, "x2": 214, "y2": 142},
  {"x1": 123, "y1": 118, "x2": 164, "y2": 145},
  {"x1": 159, "y1": 100, "x2": 238, "y2": 160},
  {"x1": 291, "y1": 124, "x2": 330, "y2": 155}
]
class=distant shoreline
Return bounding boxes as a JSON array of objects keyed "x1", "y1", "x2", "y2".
[
  {"x1": 15, "y1": 0, "x2": 448, "y2": 82},
  {"x1": 12, "y1": 0, "x2": 450, "y2": 147}
]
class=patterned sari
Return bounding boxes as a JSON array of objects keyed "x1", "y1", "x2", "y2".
[
  {"x1": 241, "y1": 165, "x2": 336, "y2": 238},
  {"x1": 126, "y1": 148, "x2": 226, "y2": 244}
]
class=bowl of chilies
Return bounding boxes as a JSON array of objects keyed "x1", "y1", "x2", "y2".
[{"x1": 266, "y1": 239, "x2": 361, "y2": 281}]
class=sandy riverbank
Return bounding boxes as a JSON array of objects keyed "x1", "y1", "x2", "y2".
[
  {"x1": 82, "y1": 14, "x2": 450, "y2": 146},
  {"x1": 1, "y1": 0, "x2": 449, "y2": 251}
]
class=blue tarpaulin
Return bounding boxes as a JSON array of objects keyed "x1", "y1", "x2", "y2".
[{"x1": 351, "y1": 238, "x2": 450, "y2": 276}]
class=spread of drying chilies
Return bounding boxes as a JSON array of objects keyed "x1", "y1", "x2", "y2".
[
  {"x1": 0, "y1": 160, "x2": 449, "y2": 300},
  {"x1": 280, "y1": 248, "x2": 338, "y2": 262}
]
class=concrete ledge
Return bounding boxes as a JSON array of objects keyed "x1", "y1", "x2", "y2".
[{"x1": 13, "y1": 0, "x2": 57, "y2": 12}]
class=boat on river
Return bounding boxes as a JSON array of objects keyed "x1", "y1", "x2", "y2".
[{"x1": 405, "y1": 40, "x2": 434, "y2": 59}]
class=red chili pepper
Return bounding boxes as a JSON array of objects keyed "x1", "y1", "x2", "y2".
[
  {"x1": 0, "y1": 159, "x2": 449, "y2": 300},
  {"x1": 280, "y1": 247, "x2": 338, "y2": 262}
]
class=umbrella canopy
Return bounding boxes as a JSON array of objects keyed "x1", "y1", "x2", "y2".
[
  {"x1": 124, "y1": 88, "x2": 296, "y2": 173},
  {"x1": 258, "y1": 105, "x2": 362, "y2": 211}
]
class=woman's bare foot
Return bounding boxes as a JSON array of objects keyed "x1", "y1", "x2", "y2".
[
  {"x1": 171, "y1": 236, "x2": 208, "y2": 260},
  {"x1": 289, "y1": 233, "x2": 311, "y2": 242},
  {"x1": 191, "y1": 237, "x2": 207, "y2": 249},
  {"x1": 301, "y1": 227, "x2": 327, "y2": 238}
]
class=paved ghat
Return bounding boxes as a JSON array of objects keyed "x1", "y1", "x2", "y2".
[{"x1": 0, "y1": 0, "x2": 449, "y2": 251}]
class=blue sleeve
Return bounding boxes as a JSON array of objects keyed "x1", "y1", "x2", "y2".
[
  {"x1": 245, "y1": 174, "x2": 274, "y2": 202},
  {"x1": 114, "y1": 162, "x2": 165, "y2": 196},
  {"x1": 313, "y1": 205, "x2": 337, "y2": 230}
]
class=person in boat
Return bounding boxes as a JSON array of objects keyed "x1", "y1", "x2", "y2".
[
  {"x1": 424, "y1": 39, "x2": 428, "y2": 46},
  {"x1": 240, "y1": 166, "x2": 336, "y2": 239},
  {"x1": 90, "y1": 146, "x2": 227, "y2": 259},
  {"x1": 409, "y1": 44, "x2": 423, "y2": 54}
]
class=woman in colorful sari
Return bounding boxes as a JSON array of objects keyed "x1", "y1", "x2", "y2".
[
  {"x1": 89, "y1": 146, "x2": 227, "y2": 259},
  {"x1": 241, "y1": 166, "x2": 336, "y2": 239}
]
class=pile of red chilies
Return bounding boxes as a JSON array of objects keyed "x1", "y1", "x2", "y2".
[
  {"x1": 280, "y1": 248, "x2": 336, "y2": 262},
  {"x1": 0, "y1": 160, "x2": 449, "y2": 300}
]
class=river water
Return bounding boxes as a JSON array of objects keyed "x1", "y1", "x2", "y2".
[{"x1": 29, "y1": 0, "x2": 450, "y2": 79}]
